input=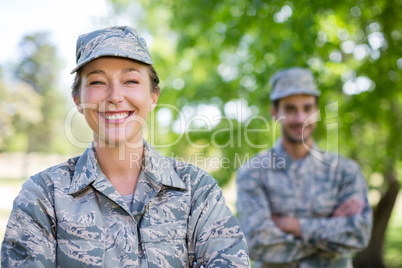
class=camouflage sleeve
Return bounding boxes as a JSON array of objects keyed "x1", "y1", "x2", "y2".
[
  {"x1": 1, "y1": 174, "x2": 56, "y2": 268},
  {"x1": 236, "y1": 168, "x2": 316, "y2": 264},
  {"x1": 188, "y1": 171, "x2": 250, "y2": 268},
  {"x1": 299, "y1": 161, "x2": 373, "y2": 254}
]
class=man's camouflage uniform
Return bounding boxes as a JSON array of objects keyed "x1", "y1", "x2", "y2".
[
  {"x1": 236, "y1": 140, "x2": 372, "y2": 268},
  {"x1": 2, "y1": 141, "x2": 250, "y2": 267}
]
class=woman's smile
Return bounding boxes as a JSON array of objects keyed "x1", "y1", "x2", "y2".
[
  {"x1": 99, "y1": 111, "x2": 133, "y2": 123},
  {"x1": 76, "y1": 57, "x2": 159, "y2": 146}
]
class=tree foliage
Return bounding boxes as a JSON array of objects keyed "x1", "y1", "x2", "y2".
[
  {"x1": 109, "y1": 0, "x2": 401, "y2": 266},
  {"x1": 108, "y1": 0, "x2": 401, "y2": 183},
  {"x1": 13, "y1": 32, "x2": 67, "y2": 153},
  {"x1": 0, "y1": 81, "x2": 42, "y2": 151}
]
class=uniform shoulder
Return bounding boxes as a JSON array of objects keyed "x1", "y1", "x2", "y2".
[
  {"x1": 34, "y1": 156, "x2": 79, "y2": 180},
  {"x1": 26, "y1": 155, "x2": 80, "y2": 189},
  {"x1": 337, "y1": 155, "x2": 363, "y2": 176},
  {"x1": 321, "y1": 152, "x2": 361, "y2": 170},
  {"x1": 165, "y1": 156, "x2": 219, "y2": 190},
  {"x1": 15, "y1": 156, "x2": 80, "y2": 205}
]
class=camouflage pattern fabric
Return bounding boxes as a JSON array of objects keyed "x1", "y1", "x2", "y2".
[
  {"x1": 71, "y1": 26, "x2": 153, "y2": 74},
  {"x1": 269, "y1": 67, "x2": 321, "y2": 101},
  {"x1": 236, "y1": 140, "x2": 372, "y2": 268},
  {"x1": 1, "y1": 141, "x2": 250, "y2": 267}
]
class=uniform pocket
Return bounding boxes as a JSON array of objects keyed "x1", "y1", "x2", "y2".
[
  {"x1": 56, "y1": 220, "x2": 105, "y2": 267},
  {"x1": 57, "y1": 219, "x2": 104, "y2": 241},
  {"x1": 140, "y1": 220, "x2": 188, "y2": 268}
]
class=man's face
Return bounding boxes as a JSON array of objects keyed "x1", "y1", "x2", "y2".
[{"x1": 271, "y1": 94, "x2": 318, "y2": 144}]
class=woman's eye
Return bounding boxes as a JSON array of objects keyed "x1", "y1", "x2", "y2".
[
  {"x1": 126, "y1": 80, "x2": 139, "y2": 84},
  {"x1": 89, "y1": 81, "x2": 104, "y2": 85}
]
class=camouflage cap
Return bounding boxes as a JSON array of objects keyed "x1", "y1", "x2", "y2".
[
  {"x1": 269, "y1": 67, "x2": 321, "y2": 101},
  {"x1": 71, "y1": 26, "x2": 153, "y2": 74}
]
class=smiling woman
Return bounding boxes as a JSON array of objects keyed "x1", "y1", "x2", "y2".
[
  {"x1": 1, "y1": 26, "x2": 250, "y2": 268},
  {"x1": 77, "y1": 58, "x2": 158, "y2": 151}
]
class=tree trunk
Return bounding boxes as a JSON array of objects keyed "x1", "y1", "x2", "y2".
[{"x1": 353, "y1": 171, "x2": 400, "y2": 268}]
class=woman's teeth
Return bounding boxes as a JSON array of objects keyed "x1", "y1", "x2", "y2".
[{"x1": 101, "y1": 112, "x2": 130, "y2": 120}]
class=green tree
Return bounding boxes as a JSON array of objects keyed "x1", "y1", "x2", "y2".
[
  {"x1": 14, "y1": 32, "x2": 66, "y2": 153},
  {"x1": 108, "y1": 1, "x2": 401, "y2": 266},
  {"x1": 0, "y1": 81, "x2": 42, "y2": 151}
]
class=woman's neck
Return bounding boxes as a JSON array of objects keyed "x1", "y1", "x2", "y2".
[{"x1": 94, "y1": 139, "x2": 144, "y2": 195}]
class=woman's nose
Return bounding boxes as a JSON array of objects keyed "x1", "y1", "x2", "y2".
[{"x1": 107, "y1": 83, "x2": 124, "y2": 104}]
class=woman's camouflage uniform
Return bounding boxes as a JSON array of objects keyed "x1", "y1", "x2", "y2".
[{"x1": 2, "y1": 141, "x2": 250, "y2": 267}]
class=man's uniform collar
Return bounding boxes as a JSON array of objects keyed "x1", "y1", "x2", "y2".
[{"x1": 271, "y1": 139, "x2": 324, "y2": 171}]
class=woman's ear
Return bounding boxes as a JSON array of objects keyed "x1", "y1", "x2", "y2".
[
  {"x1": 74, "y1": 97, "x2": 83, "y2": 114},
  {"x1": 150, "y1": 92, "x2": 159, "y2": 112}
]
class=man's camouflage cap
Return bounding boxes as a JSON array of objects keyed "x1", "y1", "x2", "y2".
[
  {"x1": 269, "y1": 67, "x2": 321, "y2": 101},
  {"x1": 71, "y1": 26, "x2": 153, "y2": 74}
]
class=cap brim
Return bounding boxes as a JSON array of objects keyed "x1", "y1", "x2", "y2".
[
  {"x1": 270, "y1": 88, "x2": 321, "y2": 101},
  {"x1": 70, "y1": 51, "x2": 153, "y2": 74}
]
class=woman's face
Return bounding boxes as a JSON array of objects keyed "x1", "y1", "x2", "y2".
[{"x1": 74, "y1": 57, "x2": 159, "y2": 147}]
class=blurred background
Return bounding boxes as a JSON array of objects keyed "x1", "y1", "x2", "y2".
[{"x1": 0, "y1": 0, "x2": 401, "y2": 267}]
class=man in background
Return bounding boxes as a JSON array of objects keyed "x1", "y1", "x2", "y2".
[{"x1": 236, "y1": 67, "x2": 372, "y2": 267}]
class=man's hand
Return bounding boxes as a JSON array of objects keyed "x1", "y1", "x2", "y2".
[
  {"x1": 272, "y1": 215, "x2": 301, "y2": 237},
  {"x1": 332, "y1": 197, "x2": 364, "y2": 217}
]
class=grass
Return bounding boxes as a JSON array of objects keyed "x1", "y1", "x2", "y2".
[
  {"x1": 384, "y1": 206, "x2": 402, "y2": 268},
  {"x1": 0, "y1": 208, "x2": 11, "y2": 218},
  {"x1": 0, "y1": 178, "x2": 25, "y2": 188}
]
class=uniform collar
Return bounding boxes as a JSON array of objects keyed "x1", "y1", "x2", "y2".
[
  {"x1": 272, "y1": 139, "x2": 323, "y2": 171},
  {"x1": 69, "y1": 143, "x2": 100, "y2": 194},
  {"x1": 69, "y1": 140, "x2": 186, "y2": 195},
  {"x1": 142, "y1": 140, "x2": 186, "y2": 190}
]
